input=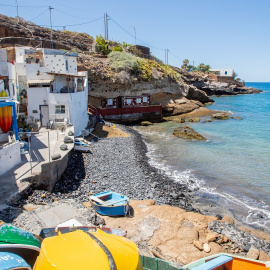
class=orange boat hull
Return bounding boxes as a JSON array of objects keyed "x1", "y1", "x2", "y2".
[{"x1": 0, "y1": 90, "x2": 12, "y2": 133}]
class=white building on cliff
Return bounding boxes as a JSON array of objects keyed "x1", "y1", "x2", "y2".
[{"x1": 0, "y1": 47, "x2": 89, "y2": 136}]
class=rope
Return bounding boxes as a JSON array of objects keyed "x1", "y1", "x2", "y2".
[{"x1": 86, "y1": 232, "x2": 117, "y2": 270}]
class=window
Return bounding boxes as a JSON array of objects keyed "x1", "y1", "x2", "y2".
[
  {"x1": 55, "y1": 105, "x2": 65, "y2": 114},
  {"x1": 126, "y1": 99, "x2": 132, "y2": 104},
  {"x1": 107, "y1": 99, "x2": 113, "y2": 106},
  {"x1": 65, "y1": 59, "x2": 68, "y2": 71},
  {"x1": 143, "y1": 96, "x2": 148, "y2": 103},
  {"x1": 32, "y1": 110, "x2": 38, "y2": 114},
  {"x1": 225, "y1": 71, "x2": 227, "y2": 75},
  {"x1": 136, "y1": 98, "x2": 142, "y2": 103}
]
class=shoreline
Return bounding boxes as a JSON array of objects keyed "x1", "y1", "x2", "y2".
[
  {"x1": 2, "y1": 122, "x2": 270, "y2": 264},
  {"x1": 13, "y1": 123, "x2": 268, "y2": 234}
]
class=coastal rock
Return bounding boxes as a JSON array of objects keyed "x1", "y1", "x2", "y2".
[
  {"x1": 140, "y1": 121, "x2": 153, "y2": 126},
  {"x1": 206, "y1": 232, "x2": 218, "y2": 243},
  {"x1": 173, "y1": 125, "x2": 206, "y2": 141},
  {"x1": 211, "y1": 113, "x2": 230, "y2": 120},
  {"x1": 203, "y1": 243, "x2": 211, "y2": 253},
  {"x1": 193, "y1": 240, "x2": 203, "y2": 251},
  {"x1": 209, "y1": 242, "x2": 225, "y2": 254},
  {"x1": 259, "y1": 250, "x2": 270, "y2": 261},
  {"x1": 221, "y1": 216, "x2": 234, "y2": 225},
  {"x1": 51, "y1": 153, "x2": 61, "y2": 160},
  {"x1": 188, "y1": 117, "x2": 200, "y2": 123},
  {"x1": 64, "y1": 136, "x2": 74, "y2": 144},
  {"x1": 247, "y1": 246, "x2": 259, "y2": 260},
  {"x1": 231, "y1": 116, "x2": 243, "y2": 120},
  {"x1": 90, "y1": 213, "x2": 106, "y2": 226},
  {"x1": 209, "y1": 221, "x2": 270, "y2": 254}
]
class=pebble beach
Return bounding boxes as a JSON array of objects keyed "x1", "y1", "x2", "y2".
[{"x1": 18, "y1": 125, "x2": 196, "y2": 212}]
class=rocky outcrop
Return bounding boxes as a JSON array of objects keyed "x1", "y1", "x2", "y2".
[
  {"x1": 211, "y1": 113, "x2": 230, "y2": 120},
  {"x1": 173, "y1": 68, "x2": 262, "y2": 96},
  {"x1": 173, "y1": 125, "x2": 206, "y2": 141},
  {"x1": 200, "y1": 81, "x2": 262, "y2": 96},
  {"x1": 0, "y1": 14, "x2": 94, "y2": 51}
]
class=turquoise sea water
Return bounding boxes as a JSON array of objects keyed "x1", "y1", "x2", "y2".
[{"x1": 135, "y1": 82, "x2": 270, "y2": 231}]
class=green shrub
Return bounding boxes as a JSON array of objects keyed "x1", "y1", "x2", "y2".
[
  {"x1": 96, "y1": 35, "x2": 110, "y2": 55},
  {"x1": 112, "y1": 46, "x2": 123, "y2": 52},
  {"x1": 136, "y1": 59, "x2": 181, "y2": 81},
  {"x1": 108, "y1": 51, "x2": 138, "y2": 72}
]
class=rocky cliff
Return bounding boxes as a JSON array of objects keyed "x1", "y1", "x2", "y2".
[{"x1": 0, "y1": 13, "x2": 262, "y2": 118}]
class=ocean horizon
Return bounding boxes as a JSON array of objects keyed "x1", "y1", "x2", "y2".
[{"x1": 135, "y1": 82, "x2": 270, "y2": 232}]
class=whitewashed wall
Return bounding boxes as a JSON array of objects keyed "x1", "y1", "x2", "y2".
[
  {"x1": 43, "y1": 55, "x2": 77, "y2": 74},
  {"x1": 210, "y1": 69, "x2": 234, "y2": 77},
  {"x1": 27, "y1": 87, "x2": 49, "y2": 120},
  {"x1": 0, "y1": 142, "x2": 21, "y2": 176},
  {"x1": 48, "y1": 90, "x2": 88, "y2": 136},
  {"x1": 25, "y1": 64, "x2": 53, "y2": 81}
]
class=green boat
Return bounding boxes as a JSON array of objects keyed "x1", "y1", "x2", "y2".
[
  {"x1": 0, "y1": 223, "x2": 42, "y2": 268},
  {"x1": 141, "y1": 255, "x2": 181, "y2": 270}
]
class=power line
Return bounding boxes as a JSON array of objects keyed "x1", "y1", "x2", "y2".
[
  {"x1": 39, "y1": 16, "x2": 103, "y2": 28},
  {"x1": 108, "y1": 15, "x2": 165, "y2": 51},
  {"x1": 53, "y1": 8, "x2": 98, "y2": 20},
  {"x1": 29, "y1": 8, "x2": 48, "y2": 22},
  {"x1": 0, "y1": 4, "x2": 48, "y2": 8}
]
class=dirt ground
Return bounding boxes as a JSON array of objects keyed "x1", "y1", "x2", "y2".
[{"x1": 91, "y1": 122, "x2": 130, "y2": 138}]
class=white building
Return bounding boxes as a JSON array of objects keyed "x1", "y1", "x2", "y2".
[
  {"x1": 210, "y1": 68, "x2": 234, "y2": 77},
  {"x1": 1, "y1": 47, "x2": 89, "y2": 137}
]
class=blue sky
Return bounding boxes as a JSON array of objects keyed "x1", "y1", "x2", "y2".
[{"x1": 1, "y1": 0, "x2": 269, "y2": 81}]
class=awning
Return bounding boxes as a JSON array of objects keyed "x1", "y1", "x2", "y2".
[
  {"x1": 27, "y1": 79, "x2": 53, "y2": 84},
  {"x1": 47, "y1": 72, "x2": 86, "y2": 77}
]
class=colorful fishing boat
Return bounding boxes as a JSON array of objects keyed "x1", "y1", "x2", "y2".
[
  {"x1": 0, "y1": 252, "x2": 32, "y2": 270},
  {"x1": 0, "y1": 90, "x2": 12, "y2": 133},
  {"x1": 74, "y1": 138, "x2": 91, "y2": 152},
  {"x1": 182, "y1": 253, "x2": 270, "y2": 270},
  {"x1": 34, "y1": 229, "x2": 143, "y2": 270},
  {"x1": 90, "y1": 191, "x2": 129, "y2": 216},
  {"x1": 0, "y1": 223, "x2": 42, "y2": 268}
]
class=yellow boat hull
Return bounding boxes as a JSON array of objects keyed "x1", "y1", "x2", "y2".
[{"x1": 34, "y1": 229, "x2": 143, "y2": 270}]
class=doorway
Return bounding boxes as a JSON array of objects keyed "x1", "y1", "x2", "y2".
[{"x1": 40, "y1": 105, "x2": 49, "y2": 127}]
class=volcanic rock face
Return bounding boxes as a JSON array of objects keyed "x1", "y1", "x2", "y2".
[{"x1": 173, "y1": 125, "x2": 206, "y2": 141}]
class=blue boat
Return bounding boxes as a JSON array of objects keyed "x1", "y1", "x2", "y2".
[
  {"x1": 90, "y1": 191, "x2": 129, "y2": 216},
  {"x1": 0, "y1": 252, "x2": 32, "y2": 270}
]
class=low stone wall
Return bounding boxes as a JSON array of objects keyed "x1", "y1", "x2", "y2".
[{"x1": 0, "y1": 142, "x2": 21, "y2": 176}]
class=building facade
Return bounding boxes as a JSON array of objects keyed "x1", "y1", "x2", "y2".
[{"x1": 0, "y1": 47, "x2": 89, "y2": 136}]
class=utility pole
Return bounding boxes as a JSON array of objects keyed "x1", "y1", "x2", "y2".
[
  {"x1": 165, "y1": 49, "x2": 169, "y2": 65},
  {"x1": 49, "y1": 6, "x2": 54, "y2": 49},
  {"x1": 15, "y1": 0, "x2": 19, "y2": 20},
  {"x1": 132, "y1": 26, "x2": 136, "y2": 45},
  {"x1": 104, "y1": 13, "x2": 109, "y2": 40}
]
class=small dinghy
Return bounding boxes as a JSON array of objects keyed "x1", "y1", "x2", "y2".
[
  {"x1": 0, "y1": 252, "x2": 32, "y2": 270},
  {"x1": 90, "y1": 191, "x2": 129, "y2": 216},
  {"x1": 74, "y1": 139, "x2": 91, "y2": 152}
]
